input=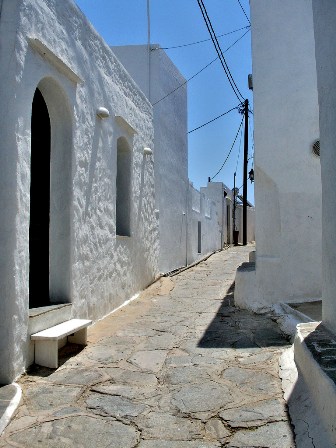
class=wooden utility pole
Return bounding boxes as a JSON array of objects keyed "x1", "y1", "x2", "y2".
[
  {"x1": 233, "y1": 171, "x2": 238, "y2": 245},
  {"x1": 243, "y1": 99, "x2": 249, "y2": 246},
  {"x1": 233, "y1": 172, "x2": 236, "y2": 231}
]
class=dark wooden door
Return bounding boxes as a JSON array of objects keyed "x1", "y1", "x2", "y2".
[{"x1": 29, "y1": 88, "x2": 51, "y2": 308}]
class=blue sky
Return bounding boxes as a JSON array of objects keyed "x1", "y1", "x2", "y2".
[{"x1": 75, "y1": 0, "x2": 254, "y2": 203}]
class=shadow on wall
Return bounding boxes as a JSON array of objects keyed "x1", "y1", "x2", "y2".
[
  {"x1": 136, "y1": 153, "x2": 153, "y2": 232},
  {"x1": 198, "y1": 282, "x2": 291, "y2": 349}
]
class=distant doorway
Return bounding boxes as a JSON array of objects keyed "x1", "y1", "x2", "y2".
[
  {"x1": 227, "y1": 204, "x2": 231, "y2": 244},
  {"x1": 116, "y1": 137, "x2": 131, "y2": 236},
  {"x1": 198, "y1": 221, "x2": 202, "y2": 254},
  {"x1": 29, "y1": 88, "x2": 51, "y2": 308}
]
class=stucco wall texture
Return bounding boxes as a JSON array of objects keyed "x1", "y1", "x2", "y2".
[
  {"x1": 0, "y1": 0, "x2": 158, "y2": 383},
  {"x1": 249, "y1": 0, "x2": 322, "y2": 306}
]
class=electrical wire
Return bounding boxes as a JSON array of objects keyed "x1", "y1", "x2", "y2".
[
  {"x1": 197, "y1": 0, "x2": 245, "y2": 103},
  {"x1": 199, "y1": 0, "x2": 245, "y2": 99},
  {"x1": 210, "y1": 117, "x2": 244, "y2": 180},
  {"x1": 153, "y1": 56, "x2": 218, "y2": 106},
  {"x1": 237, "y1": 0, "x2": 250, "y2": 25},
  {"x1": 198, "y1": 0, "x2": 242, "y2": 101},
  {"x1": 218, "y1": 28, "x2": 250, "y2": 56},
  {"x1": 154, "y1": 25, "x2": 250, "y2": 50},
  {"x1": 235, "y1": 126, "x2": 243, "y2": 172},
  {"x1": 188, "y1": 105, "x2": 240, "y2": 134},
  {"x1": 153, "y1": 29, "x2": 249, "y2": 106}
]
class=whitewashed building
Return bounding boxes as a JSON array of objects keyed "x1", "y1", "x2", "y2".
[
  {"x1": 0, "y1": 0, "x2": 160, "y2": 384},
  {"x1": 201, "y1": 182, "x2": 232, "y2": 248},
  {"x1": 235, "y1": 0, "x2": 322, "y2": 310},
  {"x1": 312, "y1": 0, "x2": 336, "y2": 336},
  {"x1": 234, "y1": 1, "x2": 336, "y2": 442},
  {"x1": 188, "y1": 182, "x2": 223, "y2": 264},
  {"x1": 289, "y1": 3, "x2": 336, "y2": 442}
]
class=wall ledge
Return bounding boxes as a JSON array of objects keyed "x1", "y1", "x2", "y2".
[
  {"x1": 28, "y1": 37, "x2": 83, "y2": 84},
  {"x1": 115, "y1": 115, "x2": 137, "y2": 135}
]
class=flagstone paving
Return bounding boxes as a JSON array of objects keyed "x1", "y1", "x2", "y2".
[{"x1": 0, "y1": 245, "x2": 295, "y2": 447}]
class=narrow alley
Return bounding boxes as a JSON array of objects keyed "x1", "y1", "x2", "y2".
[{"x1": 0, "y1": 246, "x2": 295, "y2": 448}]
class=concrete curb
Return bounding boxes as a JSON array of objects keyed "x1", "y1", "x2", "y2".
[
  {"x1": 0, "y1": 383, "x2": 22, "y2": 435},
  {"x1": 294, "y1": 322, "x2": 336, "y2": 446},
  {"x1": 164, "y1": 246, "x2": 230, "y2": 278},
  {"x1": 279, "y1": 346, "x2": 333, "y2": 447}
]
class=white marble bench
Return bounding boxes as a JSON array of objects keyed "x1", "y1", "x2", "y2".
[{"x1": 31, "y1": 319, "x2": 92, "y2": 368}]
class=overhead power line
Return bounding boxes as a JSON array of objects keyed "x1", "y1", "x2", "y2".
[
  {"x1": 217, "y1": 28, "x2": 250, "y2": 57},
  {"x1": 235, "y1": 126, "x2": 243, "y2": 172},
  {"x1": 188, "y1": 105, "x2": 240, "y2": 134},
  {"x1": 197, "y1": 0, "x2": 245, "y2": 103},
  {"x1": 153, "y1": 57, "x2": 218, "y2": 106},
  {"x1": 211, "y1": 117, "x2": 244, "y2": 180},
  {"x1": 153, "y1": 25, "x2": 250, "y2": 50},
  {"x1": 153, "y1": 29, "x2": 249, "y2": 106},
  {"x1": 237, "y1": 0, "x2": 251, "y2": 25}
]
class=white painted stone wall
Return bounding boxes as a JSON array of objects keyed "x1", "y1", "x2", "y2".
[
  {"x1": 240, "y1": 0, "x2": 322, "y2": 308},
  {"x1": 187, "y1": 182, "x2": 228, "y2": 264},
  {"x1": 112, "y1": 45, "x2": 189, "y2": 274},
  {"x1": 0, "y1": 0, "x2": 158, "y2": 383},
  {"x1": 312, "y1": 0, "x2": 336, "y2": 334}
]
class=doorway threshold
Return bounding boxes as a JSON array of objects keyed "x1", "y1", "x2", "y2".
[{"x1": 29, "y1": 303, "x2": 71, "y2": 318}]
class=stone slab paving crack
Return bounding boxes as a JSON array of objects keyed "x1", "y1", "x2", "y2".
[{"x1": 0, "y1": 245, "x2": 297, "y2": 447}]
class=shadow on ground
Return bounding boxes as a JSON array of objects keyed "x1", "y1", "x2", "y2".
[
  {"x1": 26, "y1": 343, "x2": 85, "y2": 378},
  {"x1": 198, "y1": 281, "x2": 291, "y2": 349}
]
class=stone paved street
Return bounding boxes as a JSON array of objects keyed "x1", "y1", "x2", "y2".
[{"x1": 0, "y1": 245, "x2": 295, "y2": 447}]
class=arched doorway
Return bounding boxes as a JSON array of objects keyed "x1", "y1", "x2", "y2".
[
  {"x1": 29, "y1": 88, "x2": 51, "y2": 308},
  {"x1": 29, "y1": 78, "x2": 73, "y2": 308}
]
